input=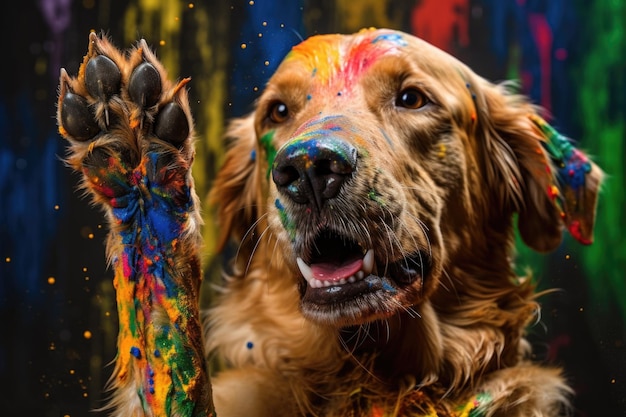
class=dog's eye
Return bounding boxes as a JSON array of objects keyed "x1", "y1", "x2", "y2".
[
  {"x1": 268, "y1": 101, "x2": 290, "y2": 123},
  {"x1": 396, "y1": 88, "x2": 428, "y2": 109}
]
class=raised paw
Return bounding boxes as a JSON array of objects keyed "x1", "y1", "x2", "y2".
[{"x1": 57, "y1": 32, "x2": 195, "y2": 212}]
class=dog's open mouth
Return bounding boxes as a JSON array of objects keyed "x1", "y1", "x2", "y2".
[{"x1": 296, "y1": 229, "x2": 429, "y2": 314}]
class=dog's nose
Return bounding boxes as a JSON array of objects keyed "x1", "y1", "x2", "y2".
[{"x1": 272, "y1": 137, "x2": 357, "y2": 210}]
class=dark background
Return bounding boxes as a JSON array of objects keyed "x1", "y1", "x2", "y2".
[{"x1": 1, "y1": 1, "x2": 624, "y2": 416}]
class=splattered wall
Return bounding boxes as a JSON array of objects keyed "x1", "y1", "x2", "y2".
[{"x1": 0, "y1": 0, "x2": 624, "y2": 415}]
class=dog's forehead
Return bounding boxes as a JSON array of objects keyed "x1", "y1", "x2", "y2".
[{"x1": 281, "y1": 28, "x2": 410, "y2": 87}]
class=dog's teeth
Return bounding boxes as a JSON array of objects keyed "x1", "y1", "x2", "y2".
[
  {"x1": 362, "y1": 249, "x2": 374, "y2": 275},
  {"x1": 297, "y1": 257, "x2": 314, "y2": 283}
]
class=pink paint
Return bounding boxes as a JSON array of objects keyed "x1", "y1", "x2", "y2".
[
  {"x1": 528, "y1": 13, "x2": 553, "y2": 113},
  {"x1": 286, "y1": 29, "x2": 407, "y2": 96}
]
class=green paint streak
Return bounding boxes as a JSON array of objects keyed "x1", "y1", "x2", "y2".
[
  {"x1": 574, "y1": 0, "x2": 626, "y2": 320},
  {"x1": 260, "y1": 130, "x2": 278, "y2": 178},
  {"x1": 368, "y1": 189, "x2": 386, "y2": 206}
]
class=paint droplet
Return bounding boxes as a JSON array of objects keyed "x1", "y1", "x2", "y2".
[
  {"x1": 258, "y1": 33, "x2": 263, "y2": 38},
  {"x1": 565, "y1": 254, "x2": 570, "y2": 260},
  {"x1": 246, "y1": 341, "x2": 254, "y2": 349},
  {"x1": 48, "y1": 276, "x2": 56, "y2": 285},
  {"x1": 130, "y1": 346, "x2": 141, "y2": 359},
  {"x1": 159, "y1": 40, "x2": 166, "y2": 46},
  {"x1": 88, "y1": 233, "x2": 94, "y2": 239},
  {"x1": 5, "y1": 257, "x2": 10, "y2": 263},
  {"x1": 54, "y1": 204, "x2": 60, "y2": 210},
  {"x1": 264, "y1": 60, "x2": 270, "y2": 66},
  {"x1": 154, "y1": 349, "x2": 161, "y2": 358},
  {"x1": 83, "y1": 330, "x2": 92, "y2": 339},
  {"x1": 262, "y1": 21, "x2": 267, "y2": 26},
  {"x1": 249, "y1": 0, "x2": 254, "y2": 5},
  {"x1": 555, "y1": 48, "x2": 567, "y2": 61},
  {"x1": 241, "y1": 43, "x2": 247, "y2": 49},
  {"x1": 188, "y1": 3, "x2": 194, "y2": 8}
]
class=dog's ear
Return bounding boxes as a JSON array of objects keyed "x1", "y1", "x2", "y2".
[
  {"x1": 209, "y1": 114, "x2": 261, "y2": 252},
  {"x1": 477, "y1": 82, "x2": 603, "y2": 253}
]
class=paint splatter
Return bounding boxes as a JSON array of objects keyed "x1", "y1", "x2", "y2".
[{"x1": 261, "y1": 130, "x2": 278, "y2": 178}]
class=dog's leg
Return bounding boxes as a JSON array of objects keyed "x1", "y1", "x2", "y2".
[{"x1": 56, "y1": 32, "x2": 213, "y2": 417}]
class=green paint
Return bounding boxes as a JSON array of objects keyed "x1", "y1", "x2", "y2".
[
  {"x1": 260, "y1": 130, "x2": 278, "y2": 178},
  {"x1": 368, "y1": 189, "x2": 386, "y2": 206},
  {"x1": 574, "y1": 0, "x2": 626, "y2": 320}
]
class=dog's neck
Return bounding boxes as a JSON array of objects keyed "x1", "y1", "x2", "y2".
[{"x1": 339, "y1": 301, "x2": 443, "y2": 384}]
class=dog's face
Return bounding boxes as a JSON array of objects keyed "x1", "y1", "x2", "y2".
[{"x1": 213, "y1": 28, "x2": 601, "y2": 327}]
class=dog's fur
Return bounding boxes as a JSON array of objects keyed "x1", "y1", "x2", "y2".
[
  {"x1": 57, "y1": 28, "x2": 602, "y2": 417},
  {"x1": 204, "y1": 29, "x2": 602, "y2": 417}
]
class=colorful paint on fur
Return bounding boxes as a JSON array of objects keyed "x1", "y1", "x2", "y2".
[
  {"x1": 285, "y1": 28, "x2": 407, "y2": 95},
  {"x1": 365, "y1": 390, "x2": 489, "y2": 416},
  {"x1": 275, "y1": 198, "x2": 296, "y2": 241},
  {"x1": 94, "y1": 150, "x2": 210, "y2": 417},
  {"x1": 530, "y1": 114, "x2": 593, "y2": 244},
  {"x1": 279, "y1": 116, "x2": 359, "y2": 171}
]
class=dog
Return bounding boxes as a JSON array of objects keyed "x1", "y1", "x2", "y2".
[{"x1": 57, "y1": 28, "x2": 602, "y2": 417}]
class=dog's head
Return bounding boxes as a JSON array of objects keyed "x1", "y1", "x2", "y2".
[{"x1": 211, "y1": 28, "x2": 602, "y2": 327}]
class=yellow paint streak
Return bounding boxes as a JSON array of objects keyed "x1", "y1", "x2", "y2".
[
  {"x1": 288, "y1": 35, "x2": 342, "y2": 85},
  {"x1": 183, "y1": 7, "x2": 229, "y2": 275},
  {"x1": 335, "y1": 0, "x2": 396, "y2": 33},
  {"x1": 123, "y1": 0, "x2": 183, "y2": 77}
]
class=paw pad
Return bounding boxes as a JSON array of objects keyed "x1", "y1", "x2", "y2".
[
  {"x1": 57, "y1": 32, "x2": 193, "y2": 151},
  {"x1": 56, "y1": 32, "x2": 195, "y2": 205}
]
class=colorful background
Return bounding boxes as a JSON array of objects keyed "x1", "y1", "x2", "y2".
[{"x1": 0, "y1": 0, "x2": 624, "y2": 416}]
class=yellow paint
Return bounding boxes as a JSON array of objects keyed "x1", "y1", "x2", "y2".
[{"x1": 438, "y1": 143, "x2": 446, "y2": 158}]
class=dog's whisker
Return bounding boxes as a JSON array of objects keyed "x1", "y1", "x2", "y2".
[
  {"x1": 244, "y1": 225, "x2": 272, "y2": 278},
  {"x1": 235, "y1": 212, "x2": 269, "y2": 265}
]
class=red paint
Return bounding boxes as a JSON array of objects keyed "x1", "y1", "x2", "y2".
[
  {"x1": 528, "y1": 13, "x2": 553, "y2": 113},
  {"x1": 410, "y1": 0, "x2": 469, "y2": 52}
]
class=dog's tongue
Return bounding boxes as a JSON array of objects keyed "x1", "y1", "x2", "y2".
[{"x1": 310, "y1": 254, "x2": 363, "y2": 282}]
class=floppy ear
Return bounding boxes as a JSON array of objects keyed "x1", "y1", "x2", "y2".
[
  {"x1": 209, "y1": 114, "x2": 262, "y2": 252},
  {"x1": 477, "y1": 82, "x2": 603, "y2": 253}
]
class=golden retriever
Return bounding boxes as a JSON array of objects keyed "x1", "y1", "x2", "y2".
[{"x1": 57, "y1": 28, "x2": 602, "y2": 417}]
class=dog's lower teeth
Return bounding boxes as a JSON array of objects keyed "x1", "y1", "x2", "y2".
[{"x1": 297, "y1": 249, "x2": 376, "y2": 289}]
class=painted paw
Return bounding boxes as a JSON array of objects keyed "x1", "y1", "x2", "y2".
[{"x1": 56, "y1": 32, "x2": 195, "y2": 211}]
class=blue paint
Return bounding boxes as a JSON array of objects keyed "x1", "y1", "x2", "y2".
[
  {"x1": 131, "y1": 346, "x2": 142, "y2": 359},
  {"x1": 154, "y1": 349, "x2": 161, "y2": 358},
  {"x1": 250, "y1": 149, "x2": 256, "y2": 162},
  {"x1": 372, "y1": 32, "x2": 408, "y2": 46},
  {"x1": 246, "y1": 341, "x2": 254, "y2": 349},
  {"x1": 380, "y1": 128, "x2": 394, "y2": 149}
]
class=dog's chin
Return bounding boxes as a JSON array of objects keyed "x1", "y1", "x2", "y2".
[{"x1": 297, "y1": 252, "x2": 430, "y2": 326}]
